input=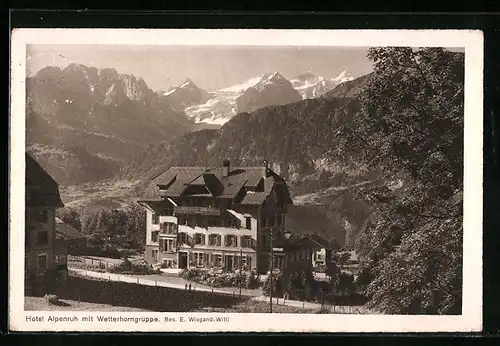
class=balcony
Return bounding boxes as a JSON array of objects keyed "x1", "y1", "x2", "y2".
[
  {"x1": 159, "y1": 222, "x2": 177, "y2": 236},
  {"x1": 174, "y1": 206, "x2": 221, "y2": 216}
]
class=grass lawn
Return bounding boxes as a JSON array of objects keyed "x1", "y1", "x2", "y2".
[
  {"x1": 195, "y1": 300, "x2": 319, "y2": 314},
  {"x1": 25, "y1": 296, "x2": 152, "y2": 312}
]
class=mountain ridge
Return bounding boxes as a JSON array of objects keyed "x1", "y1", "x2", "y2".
[
  {"x1": 181, "y1": 70, "x2": 356, "y2": 125},
  {"x1": 26, "y1": 63, "x2": 197, "y2": 186}
]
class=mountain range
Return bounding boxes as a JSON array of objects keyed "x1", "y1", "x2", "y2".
[
  {"x1": 26, "y1": 64, "x2": 197, "y2": 185},
  {"x1": 123, "y1": 72, "x2": 373, "y2": 188},
  {"x1": 26, "y1": 63, "x2": 361, "y2": 190},
  {"x1": 161, "y1": 70, "x2": 354, "y2": 125}
]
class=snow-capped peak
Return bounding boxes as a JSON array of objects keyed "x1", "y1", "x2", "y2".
[
  {"x1": 163, "y1": 78, "x2": 199, "y2": 96},
  {"x1": 260, "y1": 71, "x2": 287, "y2": 84},
  {"x1": 179, "y1": 78, "x2": 196, "y2": 88},
  {"x1": 219, "y1": 76, "x2": 262, "y2": 93},
  {"x1": 251, "y1": 72, "x2": 291, "y2": 92},
  {"x1": 290, "y1": 70, "x2": 356, "y2": 99},
  {"x1": 332, "y1": 70, "x2": 354, "y2": 84},
  {"x1": 220, "y1": 72, "x2": 289, "y2": 93}
]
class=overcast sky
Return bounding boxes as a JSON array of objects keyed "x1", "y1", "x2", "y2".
[{"x1": 26, "y1": 45, "x2": 376, "y2": 91}]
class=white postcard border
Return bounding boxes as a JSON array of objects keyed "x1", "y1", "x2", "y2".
[{"x1": 9, "y1": 29, "x2": 483, "y2": 333}]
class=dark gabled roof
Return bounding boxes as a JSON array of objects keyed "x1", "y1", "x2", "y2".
[
  {"x1": 142, "y1": 167, "x2": 207, "y2": 200},
  {"x1": 55, "y1": 218, "x2": 87, "y2": 240},
  {"x1": 26, "y1": 153, "x2": 59, "y2": 188},
  {"x1": 306, "y1": 234, "x2": 341, "y2": 250},
  {"x1": 25, "y1": 153, "x2": 64, "y2": 208},
  {"x1": 142, "y1": 164, "x2": 279, "y2": 205},
  {"x1": 240, "y1": 178, "x2": 274, "y2": 205},
  {"x1": 275, "y1": 235, "x2": 324, "y2": 251}
]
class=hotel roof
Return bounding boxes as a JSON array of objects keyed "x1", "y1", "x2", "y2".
[{"x1": 141, "y1": 162, "x2": 286, "y2": 206}]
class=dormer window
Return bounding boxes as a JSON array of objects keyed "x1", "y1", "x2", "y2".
[{"x1": 246, "y1": 217, "x2": 252, "y2": 229}]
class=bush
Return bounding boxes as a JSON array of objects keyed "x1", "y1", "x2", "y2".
[
  {"x1": 44, "y1": 294, "x2": 60, "y2": 305},
  {"x1": 245, "y1": 271, "x2": 260, "y2": 289},
  {"x1": 110, "y1": 259, "x2": 161, "y2": 275},
  {"x1": 315, "y1": 307, "x2": 331, "y2": 314},
  {"x1": 179, "y1": 268, "x2": 261, "y2": 289}
]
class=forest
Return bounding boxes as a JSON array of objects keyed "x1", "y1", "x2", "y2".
[{"x1": 57, "y1": 203, "x2": 146, "y2": 258}]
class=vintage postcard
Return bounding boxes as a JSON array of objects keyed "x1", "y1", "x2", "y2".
[{"x1": 9, "y1": 29, "x2": 483, "y2": 333}]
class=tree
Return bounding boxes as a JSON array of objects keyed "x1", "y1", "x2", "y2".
[
  {"x1": 335, "y1": 273, "x2": 356, "y2": 296},
  {"x1": 336, "y1": 47, "x2": 464, "y2": 314},
  {"x1": 325, "y1": 260, "x2": 341, "y2": 280},
  {"x1": 57, "y1": 208, "x2": 82, "y2": 232},
  {"x1": 261, "y1": 271, "x2": 283, "y2": 297},
  {"x1": 81, "y1": 213, "x2": 97, "y2": 235}
]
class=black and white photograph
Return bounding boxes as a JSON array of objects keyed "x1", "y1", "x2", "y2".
[{"x1": 10, "y1": 29, "x2": 483, "y2": 333}]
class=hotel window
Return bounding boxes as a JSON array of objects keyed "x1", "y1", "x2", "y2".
[
  {"x1": 246, "y1": 217, "x2": 252, "y2": 230},
  {"x1": 36, "y1": 230, "x2": 48, "y2": 246},
  {"x1": 241, "y1": 236, "x2": 248, "y2": 248},
  {"x1": 246, "y1": 256, "x2": 252, "y2": 269},
  {"x1": 194, "y1": 233, "x2": 205, "y2": 245},
  {"x1": 162, "y1": 222, "x2": 176, "y2": 234},
  {"x1": 152, "y1": 213, "x2": 159, "y2": 224},
  {"x1": 178, "y1": 232, "x2": 188, "y2": 245},
  {"x1": 194, "y1": 252, "x2": 204, "y2": 266},
  {"x1": 34, "y1": 209, "x2": 48, "y2": 223},
  {"x1": 152, "y1": 249, "x2": 159, "y2": 262},
  {"x1": 225, "y1": 235, "x2": 237, "y2": 247},
  {"x1": 209, "y1": 234, "x2": 221, "y2": 246},
  {"x1": 214, "y1": 254, "x2": 223, "y2": 267},
  {"x1": 37, "y1": 253, "x2": 48, "y2": 270},
  {"x1": 151, "y1": 231, "x2": 159, "y2": 243},
  {"x1": 162, "y1": 239, "x2": 174, "y2": 252}
]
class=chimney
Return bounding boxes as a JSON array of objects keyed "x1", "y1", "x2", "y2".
[
  {"x1": 223, "y1": 159, "x2": 230, "y2": 177},
  {"x1": 262, "y1": 160, "x2": 269, "y2": 178}
]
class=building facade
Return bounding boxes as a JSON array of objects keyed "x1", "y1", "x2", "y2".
[
  {"x1": 306, "y1": 234, "x2": 341, "y2": 268},
  {"x1": 25, "y1": 153, "x2": 67, "y2": 296},
  {"x1": 139, "y1": 160, "x2": 293, "y2": 274}
]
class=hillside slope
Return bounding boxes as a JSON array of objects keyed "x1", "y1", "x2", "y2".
[{"x1": 26, "y1": 64, "x2": 196, "y2": 185}]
